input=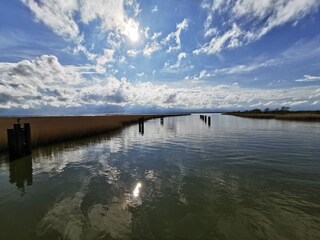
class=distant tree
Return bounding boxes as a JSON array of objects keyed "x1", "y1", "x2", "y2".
[
  {"x1": 281, "y1": 106, "x2": 290, "y2": 112},
  {"x1": 264, "y1": 108, "x2": 270, "y2": 112},
  {"x1": 250, "y1": 108, "x2": 262, "y2": 113}
]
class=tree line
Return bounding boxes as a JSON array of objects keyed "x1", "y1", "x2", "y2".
[{"x1": 243, "y1": 106, "x2": 290, "y2": 113}]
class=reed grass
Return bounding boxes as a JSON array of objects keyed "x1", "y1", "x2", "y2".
[{"x1": 0, "y1": 115, "x2": 159, "y2": 152}]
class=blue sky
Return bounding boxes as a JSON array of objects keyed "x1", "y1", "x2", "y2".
[{"x1": 1, "y1": 0, "x2": 320, "y2": 115}]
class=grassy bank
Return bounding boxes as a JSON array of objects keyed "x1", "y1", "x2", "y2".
[
  {"x1": 224, "y1": 111, "x2": 320, "y2": 121},
  {"x1": 0, "y1": 114, "x2": 186, "y2": 152}
]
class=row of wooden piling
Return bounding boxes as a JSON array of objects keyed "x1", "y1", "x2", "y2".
[
  {"x1": 200, "y1": 115, "x2": 211, "y2": 126},
  {"x1": 138, "y1": 116, "x2": 165, "y2": 135}
]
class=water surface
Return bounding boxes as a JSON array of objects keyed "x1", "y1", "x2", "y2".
[{"x1": 0, "y1": 114, "x2": 319, "y2": 240}]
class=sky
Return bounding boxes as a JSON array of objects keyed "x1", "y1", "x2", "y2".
[{"x1": 0, "y1": 0, "x2": 320, "y2": 115}]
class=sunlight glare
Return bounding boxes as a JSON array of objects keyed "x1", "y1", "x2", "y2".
[{"x1": 125, "y1": 20, "x2": 139, "y2": 42}]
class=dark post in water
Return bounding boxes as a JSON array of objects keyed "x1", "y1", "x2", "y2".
[
  {"x1": 208, "y1": 116, "x2": 211, "y2": 126},
  {"x1": 7, "y1": 121, "x2": 32, "y2": 160},
  {"x1": 160, "y1": 117, "x2": 164, "y2": 125},
  {"x1": 139, "y1": 117, "x2": 144, "y2": 135}
]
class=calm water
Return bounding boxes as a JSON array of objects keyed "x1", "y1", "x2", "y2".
[{"x1": 0, "y1": 114, "x2": 320, "y2": 240}]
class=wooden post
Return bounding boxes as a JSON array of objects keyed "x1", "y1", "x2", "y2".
[
  {"x1": 160, "y1": 117, "x2": 164, "y2": 125},
  {"x1": 141, "y1": 117, "x2": 144, "y2": 135},
  {"x1": 13, "y1": 124, "x2": 23, "y2": 158},
  {"x1": 7, "y1": 122, "x2": 32, "y2": 160},
  {"x1": 204, "y1": 116, "x2": 207, "y2": 123},
  {"x1": 138, "y1": 117, "x2": 144, "y2": 135},
  {"x1": 7, "y1": 129, "x2": 16, "y2": 160},
  {"x1": 208, "y1": 116, "x2": 211, "y2": 126},
  {"x1": 24, "y1": 123, "x2": 32, "y2": 154}
]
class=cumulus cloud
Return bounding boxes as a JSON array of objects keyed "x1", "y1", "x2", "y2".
[
  {"x1": 96, "y1": 49, "x2": 115, "y2": 66},
  {"x1": 1, "y1": 55, "x2": 319, "y2": 112},
  {"x1": 196, "y1": 0, "x2": 320, "y2": 55},
  {"x1": 0, "y1": 55, "x2": 81, "y2": 108}
]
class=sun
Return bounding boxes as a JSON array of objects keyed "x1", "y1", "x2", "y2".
[{"x1": 124, "y1": 19, "x2": 139, "y2": 42}]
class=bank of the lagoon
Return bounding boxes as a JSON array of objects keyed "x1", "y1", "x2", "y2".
[
  {"x1": 0, "y1": 114, "x2": 319, "y2": 239},
  {"x1": 0, "y1": 114, "x2": 187, "y2": 152},
  {"x1": 225, "y1": 111, "x2": 320, "y2": 121}
]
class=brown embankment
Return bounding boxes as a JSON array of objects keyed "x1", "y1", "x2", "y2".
[
  {"x1": 0, "y1": 114, "x2": 187, "y2": 152},
  {"x1": 224, "y1": 112, "x2": 320, "y2": 121}
]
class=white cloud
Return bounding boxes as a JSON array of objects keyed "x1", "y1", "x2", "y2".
[
  {"x1": 22, "y1": 0, "x2": 79, "y2": 41},
  {"x1": 188, "y1": 69, "x2": 213, "y2": 81},
  {"x1": 194, "y1": 23, "x2": 242, "y2": 55},
  {"x1": 162, "y1": 18, "x2": 189, "y2": 52},
  {"x1": 295, "y1": 74, "x2": 320, "y2": 82},
  {"x1": 142, "y1": 30, "x2": 163, "y2": 56},
  {"x1": 152, "y1": 5, "x2": 158, "y2": 13},
  {"x1": 215, "y1": 61, "x2": 273, "y2": 75},
  {"x1": 151, "y1": 32, "x2": 162, "y2": 41},
  {"x1": 73, "y1": 43, "x2": 97, "y2": 60},
  {"x1": 204, "y1": 28, "x2": 218, "y2": 38},
  {"x1": 163, "y1": 52, "x2": 188, "y2": 72},
  {"x1": 233, "y1": 0, "x2": 320, "y2": 39},
  {"x1": 198, "y1": 0, "x2": 320, "y2": 55},
  {"x1": 22, "y1": 0, "x2": 140, "y2": 49},
  {"x1": 0, "y1": 55, "x2": 82, "y2": 108},
  {"x1": 143, "y1": 41, "x2": 161, "y2": 57},
  {"x1": 79, "y1": 0, "x2": 138, "y2": 39},
  {"x1": 127, "y1": 49, "x2": 139, "y2": 57},
  {"x1": 125, "y1": 0, "x2": 141, "y2": 17},
  {"x1": 1, "y1": 55, "x2": 319, "y2": 111},
  {"x1": 96, "y1": 49, "x2": 115, "y2": 66},
  {"x1": 136, "y1": 72, "x2": 144, "y2": 77}
]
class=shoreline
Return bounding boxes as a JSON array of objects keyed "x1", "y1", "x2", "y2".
[
  {"x1": 224, "y1": 112, "x2": 320, "y2": 122},
  {"x1": 0, "y1": 114, "x2": 189, "y2": 153}
]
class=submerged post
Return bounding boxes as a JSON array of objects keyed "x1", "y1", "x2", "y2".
[
  {"x1": 160, "y1": 117, "x2": 164, "y2": 125},
  {"x1": 204, "y1": 116, "x2": 207, "y2": 123},
  {"x1": 208, "y1": 116, "x2": 211, "y2": 126},
  {"x1": 7, "y1": 121, "x2": 32, "y2": 160}
]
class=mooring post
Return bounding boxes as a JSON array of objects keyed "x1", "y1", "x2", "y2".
[
  {"x1": 7, "y1": 129, "x2": 16, "y2": 160},
  {"x1": 208, "y1": 116, "x2": 211, "y2": 126},
  {"x1": 7, "y1": 122, "x2": 32, "y2": 160},
  {"x1": 24, "y1": 123, "x2": 32, "y2": 154},
  {"x1": 204, "y1": 116, "x2": 207, "y2": 123},
  {"x1": 160, "y1": 117, "x2": 164, "y2": 125},
  {"x1": 141, "y1": 117, "x2": 144, "y2": 134},
  {"x1": 138, "y1": 117, "x2": 144, "y2": 134},
  {"x1": 13, "y1": 124, "x2": 23, "y2": 158}
]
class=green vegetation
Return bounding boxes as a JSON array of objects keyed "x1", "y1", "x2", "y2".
[{"x1": 225, "y1": 107, "x2": 320, "y2": 121}]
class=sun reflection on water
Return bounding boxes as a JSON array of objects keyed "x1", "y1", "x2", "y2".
[{"x1": 133, "y1": 182, "x2": 142, "y2": 197}]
